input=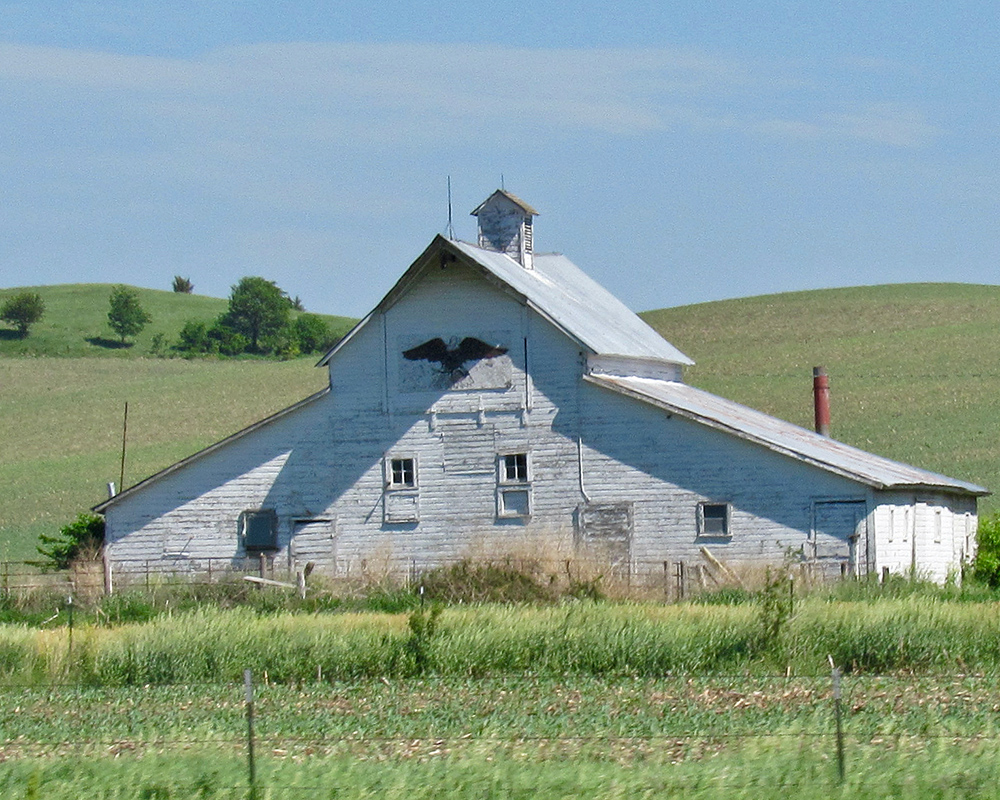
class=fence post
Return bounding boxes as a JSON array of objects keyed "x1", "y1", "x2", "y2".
[
  {"x1": 103, "y1": 553, "x2": 113, "y2": 596},
  {"x1": 830, "y1": 657, "x2": 846, "y2": 783},
  {"x1": 66, "y1": 595, "x2": 74, "y2": 667},
  {"x1": 244, "y1": 669, "x2": 257, "y2": 798}
]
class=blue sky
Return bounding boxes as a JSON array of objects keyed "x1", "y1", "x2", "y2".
[{"x1": 2, "y1": 1, "x2": 998, "y2": 317}]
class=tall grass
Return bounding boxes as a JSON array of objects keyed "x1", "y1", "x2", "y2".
[{"x1": 3, "y1": 597, "x2": 1000, "y2": 685}]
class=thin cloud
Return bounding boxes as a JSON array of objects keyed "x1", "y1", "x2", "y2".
[{"x1": 0, "y1": 41, "x2": 939, "y2": 146}]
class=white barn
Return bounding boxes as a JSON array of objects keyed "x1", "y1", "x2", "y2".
[{"x1": 96, "y1": 190, "x2": 988, "y2": 586}]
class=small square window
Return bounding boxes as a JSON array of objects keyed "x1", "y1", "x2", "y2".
[
  {"x1": 502, "y1": 453, "x2": 528, "y2": 483},
  {"x1": 699, "y1": 503, "x2": 730, "y2": 537},
  {"x1": 241, "y1": 509, "x2": 278, "y2": 552},
  {"x1": 499, "y1": 488, "x2": 531, "y2": 517},
  {"x1": 390, "y1": 457, "x2": 416, "y2": 488},
  {"x1": 384, "y1": 456, "x2": 419, "y2": 524}
]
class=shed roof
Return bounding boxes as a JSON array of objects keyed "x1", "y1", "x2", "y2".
[
  {"x1": 586, "y1": 373, "x2": 989, "y2": 496},
  {"x1": 470, "y1": 189, "x2": 539, "y2": 217},
  {"x1": 319, "y1": 236, "x2": 693, "y2": 366}
]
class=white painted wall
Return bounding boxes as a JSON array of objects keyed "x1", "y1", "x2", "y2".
[{"x1": 103, "y1": 250, "x2": 979, "y2": 584}]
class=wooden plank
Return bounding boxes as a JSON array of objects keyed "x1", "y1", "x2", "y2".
[{"x1": 243, "y1": 576, "x2": 296, "y2": 589}]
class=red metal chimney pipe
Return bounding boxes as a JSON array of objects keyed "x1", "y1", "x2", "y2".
[{"x1": 813, "y1": 366, "x2": 830, "y2": 436}]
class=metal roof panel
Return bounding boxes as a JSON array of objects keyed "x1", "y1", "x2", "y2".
[
  {"x1": 587, "y1": 374, "x2": 989, "y2": 496},
  {"x1": 450, "y1": 240, "x2": 694, "y2": 365}
]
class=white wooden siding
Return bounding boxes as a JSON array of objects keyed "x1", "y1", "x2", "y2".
[{"x1": 103, "y1": 255, "x2": 980, "y2": 584}]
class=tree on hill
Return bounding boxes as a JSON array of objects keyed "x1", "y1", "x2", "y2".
[
  {"x1": 294, "y1": 313, "x2": 335, "y2": 354},
  {"x1": 107, "y1": 285, "x2": 152, "y2": 344},
  {"x1": 218, "y1": 276, "x2": 291, "y2": 353},
  {"x1": 172, "y1": 276, "x2": 194, "y2": 293},
  {"x1": 0, "y1": 292, "x2": 45, "y2": 336}
]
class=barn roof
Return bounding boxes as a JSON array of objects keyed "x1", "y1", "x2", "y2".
[
  {"x1": 319, "y1": 236, "x2": 693, "y2": 367},
  {"x1": 586, "y1": 373, "x2": 990, "y2": 496}
]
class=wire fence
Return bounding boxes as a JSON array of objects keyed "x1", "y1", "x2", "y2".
[
  {"x1": 2, "y1": 552, "x2": 852, "y2": 603},
  {"x1": 2, "y1": 672, "x2": 999, "y2": 797}
]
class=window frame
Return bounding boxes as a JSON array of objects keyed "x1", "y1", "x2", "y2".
[
  {"x1": 697, "y1": 502, "x2": 731, "y2": 538},
  {"x1": 497, "y1": 452, "x2": 531, "y2": 520},
  {"x1": 388, "y1": 456, "x2": 417, "y2": 489},
  {"x1": 384, "y1": 455, "x2": 420, "y2": 524},
  {"x1": 240, "y1": 508, "x2": 279, "y2": 553},
  {"x1": 501, "y1": 453, "x2": 529, "y2": 483}
]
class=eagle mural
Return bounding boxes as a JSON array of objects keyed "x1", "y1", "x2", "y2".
[{"x1": 399, "y1": 335, "x2": 511, "y2": 391}]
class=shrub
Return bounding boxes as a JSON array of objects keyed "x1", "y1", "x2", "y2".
[
  {"x1": 419, "y1": 558, "x2": 556, "y2": 604},
  {"x1": 171, "y1": 276, "x2": 194, "y2": 293},
  {"x1": 293, "y1": 313, "x2": 334, "y2": 354},
  {"x1": 0, "y1": 292, "x2": 45, "y2": 336},
  {"x1": 148, "y1": 332, "x2": 167, "y2": 356},
  {"x1": 174, "y1": 320, "x2": 214, "y2": 355},
  {"x1": 34, "y1": 513, "x2": 105, "y2": 572},
  {"x1": 207, "y1": 322, "x2": 249, "y2": 356},
  {"x1": 973, "y1": 513, "x2": 1000, "y2": 587}
]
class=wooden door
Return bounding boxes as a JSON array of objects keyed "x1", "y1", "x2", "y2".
[
  {"x1": 576, "y1": 502, "x2": 633, "y2": 576},
  {"x1": 290, "y1": 520, "x2": 337, "y2": 573},
  {"x1": 811, "y1": 500, "x2": 868, "y2": 578}
]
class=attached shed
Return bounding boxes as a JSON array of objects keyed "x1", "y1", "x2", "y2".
[{"x1": 95, "y1": 190, "x2": 988, "y2": 585}]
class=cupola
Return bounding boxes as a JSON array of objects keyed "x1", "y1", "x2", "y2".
[{"x1": 470, "y1": 189, "x2": 538, "y2": 269}]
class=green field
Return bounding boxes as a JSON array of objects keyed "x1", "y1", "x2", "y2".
[
  {"x1": 3, "y1": 675, "x2": 1000, "y2": 798},
  {"x1": 3, "y1": 281, "x2": 999, "y2": 562},
  {"x1": 0, "y1": 283, "x2": 354, "y2": 560},
  {"x1": 0, "y1": 283, "x2": 356, "y2": 358},
  {"x1": 2, "y1": 596, "x2": 1000, "y2": 797},
  {"x1": 644, "y1": 282, "x2": 1000, "y2": 495}
]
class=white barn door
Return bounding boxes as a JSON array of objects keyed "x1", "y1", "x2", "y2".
[
  {"x1": 811, "y1": 500, "x2": 868, "y2": 578},
  {"x1": 290, "y1": 519, "x2": 337, "y2": 574}
]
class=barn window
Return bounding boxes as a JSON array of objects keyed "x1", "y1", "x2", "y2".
[
  {"x1": 241, "y1": 509, "x2": 278, "y2": 552},
  {"x1": 384, "y1": 456, "x2": 419, "y2": 524},
  {"x1": 389, "y1": 457, "x2": 416, "y2": 488},
  {"x1": 502, "y1": 453, "x2": 529, "y2": 483},
  {"x1": 698, "y1": 503, "x2": 730, "y2": 537},
  {"x1": 497, "y1": 452, "x2": 531, "y2": 519}
]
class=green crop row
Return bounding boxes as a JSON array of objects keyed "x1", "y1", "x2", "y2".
[{"x1": 3, "y1": 674, "x2": 1000, "y2": 799}]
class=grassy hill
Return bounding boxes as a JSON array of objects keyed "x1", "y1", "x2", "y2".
[
  {"x1": 2, "y1": 281, "x2": 998, "y2": 562},
  {"x1": 0, "y1": 284, "x2": 356, "y2": 357},
  {"x1": 642, "y1": 282, "x2": 1000, "y2": 506}
]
